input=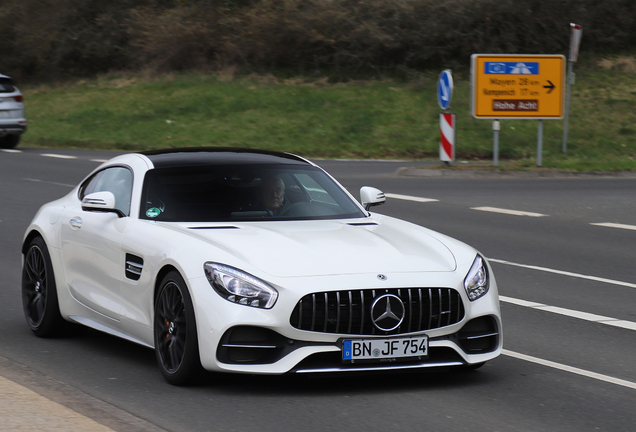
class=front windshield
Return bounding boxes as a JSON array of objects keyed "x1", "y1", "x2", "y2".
[{"x1": 140, "y1": 164, "x2": 366, "y2": 222}]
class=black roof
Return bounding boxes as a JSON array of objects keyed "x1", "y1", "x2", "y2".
[{"x1": 141, "y1": 147, "x2": 310, "y2": 168}]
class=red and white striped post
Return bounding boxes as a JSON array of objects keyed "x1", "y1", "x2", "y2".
[{"x1": 440, "y1": 113, "x2": 455, "y2": 162}]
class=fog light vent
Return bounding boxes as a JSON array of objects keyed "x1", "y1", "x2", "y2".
[
  {"x1": 217, "y1": 326, "x2": 288, "y2": 365},
  {"x1": 456, "y1": 316, "x2": 499, "y2": 354}
]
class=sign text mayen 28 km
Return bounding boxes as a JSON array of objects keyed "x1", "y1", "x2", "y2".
[{"x1": 471, "y1": 54, "x2": 565, "y2": 119}]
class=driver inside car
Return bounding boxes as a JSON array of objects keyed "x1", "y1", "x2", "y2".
[{"x1": 257, "y1": 175, "x2": 286, "y2": 216}]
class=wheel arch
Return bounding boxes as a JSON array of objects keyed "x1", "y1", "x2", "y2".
[
  {"x1": 22, "y1": 229, "x2": 44, "y2": 255},
  {"x1": 153, "y1": 264, "x2": 181, "y2": 304},
  {"x1": 152, "y1": 263, "x2": 200, "y2": 326}
]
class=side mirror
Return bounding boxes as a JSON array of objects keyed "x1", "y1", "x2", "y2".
[
  {"x1": 360, "y1": 186, "x2": 386, "y2": 211},
  {"x1": 81, "y1": 191, "x2": 125, "y2": 218}
]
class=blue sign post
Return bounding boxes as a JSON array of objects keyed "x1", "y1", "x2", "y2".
[
  {"x1": 437, "y1": 70, "x2": 455, "y2": 163},
  {"x1": 437, "y1": 69, "x2": 454, "y2": 111}
]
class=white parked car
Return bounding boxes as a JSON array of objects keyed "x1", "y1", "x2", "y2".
[
  {"x1": 22, "y1": 148, "x2": 502, "y2": 385},
  {"x1": 0, "y1": 74, "x2": 26, "y2": 149}
]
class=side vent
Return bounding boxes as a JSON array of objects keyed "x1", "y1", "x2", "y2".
[{"x1": 125, "y1": 254, "x2": 144, "y2": 281}]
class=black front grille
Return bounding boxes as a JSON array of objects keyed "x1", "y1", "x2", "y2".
[{"x1": 290, "y1": 288, "x2": 465, "y2": 336}]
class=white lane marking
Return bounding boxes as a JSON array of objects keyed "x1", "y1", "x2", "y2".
[
  {"x1": 471, "y1": 206, "x2": 547, "y2": 217},
  {"x1": 591, "y1": 222, "x2": 636, "y2": 231},
  {"x1": 24, "y1": 178, "x2": 75, "y2": 188},
  {"x1": 330, "y1": 158, "x2": 413, "y2": 162},
  {"x1": 41, "y1": 153, "x2": 77, "y2": 159},
  {"x1": 2, "y1": 150, "x2": 105, "y2": 162},
  {"x1": 500, "y1": 296, "x2": 636, "y2": 331},
  {"x1": 489, "y1": 258, "x2": 636, "y2": 290},
  {"x1": 602, "y1": 320, "x2": 636, "y2": 331},
  {"x1": 385, "y1": 193, "x2": 438, "y2": 203},
  {"x1": 503, "y1": 349, "x2": 636, "y2": 390}
]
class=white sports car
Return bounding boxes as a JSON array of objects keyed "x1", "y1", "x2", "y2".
[{"x1": 22, "y1": 148, "x2": 502, "y2": 385}]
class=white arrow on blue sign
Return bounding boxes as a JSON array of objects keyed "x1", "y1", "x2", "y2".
[{"x1": 437, "y1": 69, "x2": 454, "y2": 110}]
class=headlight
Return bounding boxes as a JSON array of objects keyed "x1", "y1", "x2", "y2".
[
  {"x1": 463, "y1": 255, "x2": 489, "y2": 301},
  {"x1": 204, "y1": 263, "x2": 278, "y2": 309}
]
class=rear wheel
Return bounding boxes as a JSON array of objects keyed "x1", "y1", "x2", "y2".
[
  {"x1": 0, "y1": 134, "x2": 20, "y2": 149},
  {"x1": 22, "y1": 236, "x2": 65, "y2": 337},
  {"x1": 154, "y1": 271, "x2": 202, "y2": 385}
]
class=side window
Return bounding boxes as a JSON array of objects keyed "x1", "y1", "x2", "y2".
[
  {"x1": 79, "y1": 167, "x2": 133, "y2": 216},
  {"x1": 294, "y1": 173, "x2": 337, "y2": 205},
  {"x1": 79, "y1": 169, "x2": 102, "y2": 200}
]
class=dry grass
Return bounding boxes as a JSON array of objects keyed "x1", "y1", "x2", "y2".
[{"x1": 597, "y1": 56, "x2": 636, "y2": 73}]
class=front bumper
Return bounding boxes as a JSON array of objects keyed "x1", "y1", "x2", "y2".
[
  {"x1": 217, "y1": 315, "x2": 501, "y2": 374},
  {"x1": 189, "y1": 270, "x2": 503, "y2": 375}
]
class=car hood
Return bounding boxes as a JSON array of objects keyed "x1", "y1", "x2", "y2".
[{"x1": 177, "y1": 216, "x2": 458, "y2": 278}]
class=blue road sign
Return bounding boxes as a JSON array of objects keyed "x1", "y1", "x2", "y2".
[
  {"x1": 437, "y1": 69, "x2": 453, "y2": 110},
  {"x1": 484, "y1": 62, "x2": 540, "y2": 75}
]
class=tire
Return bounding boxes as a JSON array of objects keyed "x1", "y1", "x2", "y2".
[
  {"x1": 154, "y1": 271, "x2": 202, "y2": 385},
  {"x1": 0, "y1": 134, "x2": 21, "y2": 149},
  {"x1": 22, "y1": 236, "x2": 65, "y2": 337}
]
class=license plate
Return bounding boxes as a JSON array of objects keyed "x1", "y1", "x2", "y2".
[
  {"x1": 0, "y1": 110, "x2": 18, "y2": 118},
  {"x1": 342, "y1": 335, "x2": 428, "y2": 363}
]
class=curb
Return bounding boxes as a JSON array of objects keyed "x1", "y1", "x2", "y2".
[{"x1": 0, "y1": 355, "x2": 167, "y2": 432}]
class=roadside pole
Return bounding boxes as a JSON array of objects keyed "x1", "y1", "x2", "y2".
[
  {"x1": 562, "y1": 23, "x2": 583, "y2": 153},
  {"x1": 493, "y1": 120, "x2": 500, "y2": 166},
  {"x1": 537, "y1": 120, "x2": 543, "y2": 166},
  {"x1": 562, "y1": 59, "x2": 575, "y2": 153},
  {"x1": 438, "y1": 70, "x2": 455, "y2": 165}
]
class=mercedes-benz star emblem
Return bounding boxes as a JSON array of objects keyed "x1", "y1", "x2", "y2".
[{"x1": 371, "y1": 294, "x2": 405, "y2": 332}]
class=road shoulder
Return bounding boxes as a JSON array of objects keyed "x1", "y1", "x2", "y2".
[{"x1": 0, "y1": 355, "x2": 166, "y2": 432}]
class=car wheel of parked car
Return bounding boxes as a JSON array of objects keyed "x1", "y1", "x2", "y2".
[
  {"x1": 154, "y1": 271, "x2": 202, "y2": 385},
  {"x1": 22, "y1": 236, "x2": 65, "y2": 337},
  {"x1": 0, "y1": 134, "x2": 20, "y2": 149}
]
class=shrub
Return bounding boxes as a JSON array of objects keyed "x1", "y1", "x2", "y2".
[{"x1": 1, "y1": 0, "x2": 635, "y2": 80}]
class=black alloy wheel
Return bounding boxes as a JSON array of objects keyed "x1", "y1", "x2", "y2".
[
  {"x1": 22, "y1": 236, "x2": 64, "y2": 337},
  {"x1": 154, "y1": 271, "x2": 202, "y2": 385}
]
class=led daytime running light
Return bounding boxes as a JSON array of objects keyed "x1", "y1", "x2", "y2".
[
  {"x1": 464, "y1": 255, "x2": 489, "y2": 301},
  {"x1": 204, "y1": 262, "x2": 278, "y2": 309}
]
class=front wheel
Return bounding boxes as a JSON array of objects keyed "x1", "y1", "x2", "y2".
[
  {"x1": 154, "y1": 271, "x2": 202, "y2": 385},
  {"x1": 22, "y1": 236, "x2": 65, "y2": 337}
]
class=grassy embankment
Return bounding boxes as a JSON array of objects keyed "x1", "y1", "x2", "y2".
[{"x1": 20, "y1": 57, "x2": 636, "y2": 171}]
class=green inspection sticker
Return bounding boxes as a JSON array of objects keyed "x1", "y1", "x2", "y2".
[{"x1": 146, "y1": 207, "x2": 161, "y2": 218}]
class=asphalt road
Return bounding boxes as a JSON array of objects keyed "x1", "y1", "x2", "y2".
[{"x1": 1, "y1": 148, "x2": 635, "y2": 432}]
